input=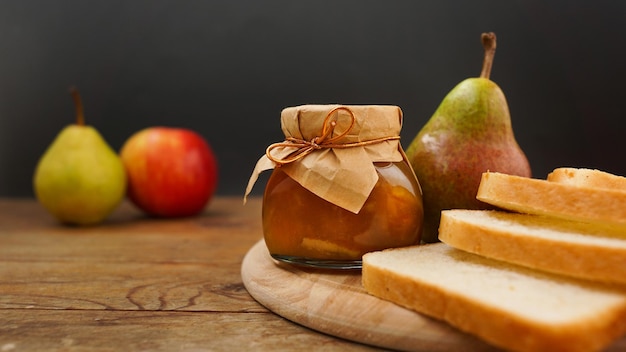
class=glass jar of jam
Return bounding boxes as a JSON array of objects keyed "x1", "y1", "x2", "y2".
[{"x1": 245, "y1": 105, "x2": 423, "y2": 269}]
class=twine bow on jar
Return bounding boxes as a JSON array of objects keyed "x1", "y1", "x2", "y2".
[{"x1": 265, "y1": 106, "x2": 400, "y2": 166}]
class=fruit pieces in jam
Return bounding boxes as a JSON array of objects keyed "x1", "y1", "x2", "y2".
[{"x1": 262, "y1": 161, "x2": 423, "y2": 267}]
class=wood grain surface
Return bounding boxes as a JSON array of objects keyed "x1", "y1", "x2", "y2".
[
  {"x1": 5, "y1": 197, "x2": 626, "y2": 351},
  {"x1": 0, "y1": 197, "x2": 383, "y2": 351}
]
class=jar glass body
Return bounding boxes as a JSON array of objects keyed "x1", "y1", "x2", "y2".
[{"x1": 262, "y1": 160, "x2": 423, "y2": 269}]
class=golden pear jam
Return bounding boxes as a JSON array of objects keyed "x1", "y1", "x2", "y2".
[{"x1": 262, "y1": 160, "x2": 423, "y2": 269}]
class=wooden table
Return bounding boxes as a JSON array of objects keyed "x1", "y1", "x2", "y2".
[{"x1": 0, "y1": 197, "x2": 383, "y2": 351}]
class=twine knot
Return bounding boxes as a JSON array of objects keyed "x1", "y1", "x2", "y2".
[{"x1": 265, "y1": 106, "x2": 400, "y2": 166}]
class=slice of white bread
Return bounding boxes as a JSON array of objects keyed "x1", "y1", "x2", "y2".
[
  {"x1": 476, "y1": 172, "x2": 626, "y2": 226},
  {"x1": 438, "y1": 209, "x2": 626, "y2": 284},
  {"x1": 362, "y1": 243, "x2": 626, "y2": 352},
  {"x1": 548, "y1": 167, "x2": 626, "y2": 191}
]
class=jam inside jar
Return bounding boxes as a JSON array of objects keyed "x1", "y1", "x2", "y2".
[{"x1": 262, "y1": 160, "x2": 423, "y2": 269}]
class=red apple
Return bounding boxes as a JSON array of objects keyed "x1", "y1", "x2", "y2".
[{"x1": 119, "y1": 127, "x2": 218, "y2": 217}]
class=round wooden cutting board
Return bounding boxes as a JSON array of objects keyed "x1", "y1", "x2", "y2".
[
  {"x1": 241, "y1": 240, "x2": 497, "y2": 351},
  {"x1": 242, "y1": 240, "x2": 626, "y2": 351}
]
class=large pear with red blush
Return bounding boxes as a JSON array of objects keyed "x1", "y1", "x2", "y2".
[{"x1": 405, "y1": 33, "x2": 531, "y2": 243}]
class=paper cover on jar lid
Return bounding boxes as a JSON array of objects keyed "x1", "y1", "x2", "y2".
[{"x1": 244, "y1": 105, "x2": 406, "y2": 214}]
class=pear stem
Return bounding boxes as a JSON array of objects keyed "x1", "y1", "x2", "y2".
[
  {"x1": 480, "y1": 32, "x2": 497, "y2": 79},
  {"x1": 70, "y1": 87, "x2": 85, "y2": 126}
]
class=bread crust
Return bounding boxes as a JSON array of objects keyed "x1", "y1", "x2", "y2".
[
  {"x1": 439, "y1": 209, "x2": 626, "y2": 284},
  {"x1": 548, "y1": 167, "x2": 626, "y2": 191},
  {"x1": 476, "y1": 172, "x2": 626, "y2": 226}
]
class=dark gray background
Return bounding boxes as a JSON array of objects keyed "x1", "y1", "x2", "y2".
[{"x1": 1, "y1": 1, "x2": 624, "y2": 197}]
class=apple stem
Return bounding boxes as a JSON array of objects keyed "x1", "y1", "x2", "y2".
[
  {"x1": 70, "y1": 86, "x2": 85, "y2": 126},
  {"x1": 480, "y1": 32, "x2": 497, "y2": 79}
]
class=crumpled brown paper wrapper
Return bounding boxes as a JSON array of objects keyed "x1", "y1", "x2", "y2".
[{"x1": 245, "y1": 104, "x2": 405, "y2": 214}]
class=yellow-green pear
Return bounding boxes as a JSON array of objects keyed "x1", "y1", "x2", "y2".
[
  {"x1": 33, "y1": 88, "x2": 127, "y2": 226},
  {"x1": 405, "y1": 33, "x2": 531, "y2": 243}
]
